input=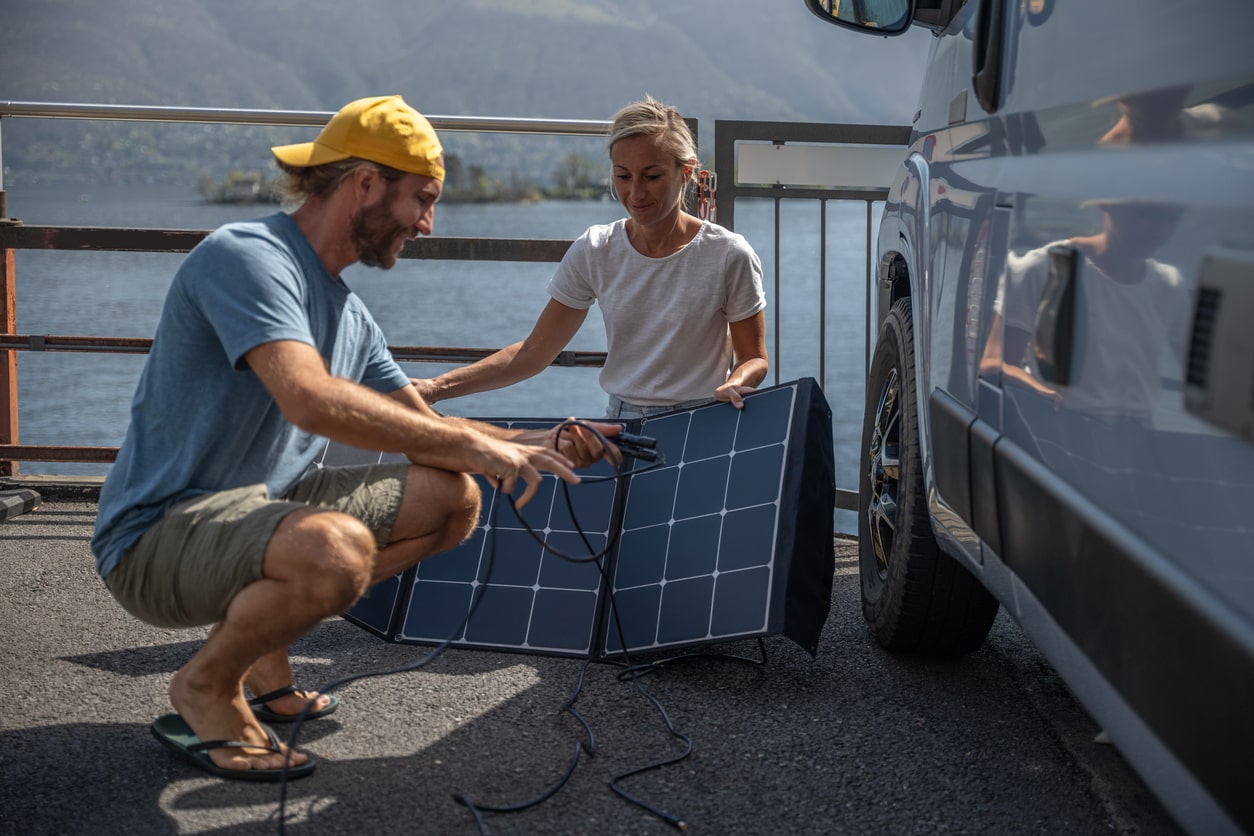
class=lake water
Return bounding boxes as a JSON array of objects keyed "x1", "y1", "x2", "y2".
[{"x1": 4, "y1": 183, "x2": 878, "y2": 530}]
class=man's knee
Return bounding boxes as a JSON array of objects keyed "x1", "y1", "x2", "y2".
[
  {"x1": 269, "y1": 510, "x2": 376, "y2": 607},
  {"x1": 391, "y1": 466, "x2": 483, "y2": 556},
  {"x1": 442, "y1": 471, "x2": 481, "y2": 546},
  {"x1": 419, "y1": 468, "x2": 480, "y2": 549}
]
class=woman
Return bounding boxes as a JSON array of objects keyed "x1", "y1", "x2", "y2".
[{"x1": 414, "y1": 96, "x2": 768, "y2": 420}]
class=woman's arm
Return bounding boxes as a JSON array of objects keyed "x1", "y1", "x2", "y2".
[
  {"x1": 715, "y1": 310, "x2": 769, "y2": 408},
  {"x1": 387, "y1": 382, "x2": 621, "y2": 469},
  {"x1": 413, "y1": 298, "x2": 588, "y2": 404}
]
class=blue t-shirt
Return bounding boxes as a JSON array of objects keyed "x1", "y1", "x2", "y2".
[{"x1": 91, "y1": 213, "x2": 411, "y2": 579}]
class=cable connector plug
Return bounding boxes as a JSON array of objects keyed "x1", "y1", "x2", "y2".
[{"x1": 616, "y1": 430, "x2": 657, "y2": 449}]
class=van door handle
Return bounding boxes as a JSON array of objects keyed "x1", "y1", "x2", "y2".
[
  {"x1": 1033, "y1": 245, "x2": 1078, "y2": 385},
  {"x1": 972, "y1": 0, "x2": 1007, "y2": 113}
]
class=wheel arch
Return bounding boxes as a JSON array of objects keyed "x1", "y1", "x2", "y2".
[{"x1": 874, "y1": 236, "x2": 942, "y2": 516}]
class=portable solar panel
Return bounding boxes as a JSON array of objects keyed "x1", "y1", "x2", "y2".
[{"x1": 320, "y1": 378, "x2": 835, "y2": 659}]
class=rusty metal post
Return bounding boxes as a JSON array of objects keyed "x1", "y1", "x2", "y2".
[
  {"x1": 0, "y1": 224, "x2": 17, "y2": 477},
  {"x1": 1, "y1": 112, "x2": 17, "y2": 474}
]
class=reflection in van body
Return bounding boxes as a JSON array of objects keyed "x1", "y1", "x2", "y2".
[{"x1": 806, "y1": 1, "x2": 1254, "y2": 834}]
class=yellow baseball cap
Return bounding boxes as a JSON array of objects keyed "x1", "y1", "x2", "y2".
[{"x1": 271, "y1": 95, "x2": 445, "y2": 180}]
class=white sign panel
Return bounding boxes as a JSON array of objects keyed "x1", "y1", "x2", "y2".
[{"x1": 737, "y1": 143, "x2": 903, "y2": 189}]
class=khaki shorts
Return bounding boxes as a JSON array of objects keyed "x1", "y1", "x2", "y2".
[{"x1": 105, "y1": 463, "x2": 408, "y2": 628}]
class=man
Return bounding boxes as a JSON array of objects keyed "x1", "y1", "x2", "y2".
[{"x1": 90, "y1": 95, "x2": 618, "y2": 781}]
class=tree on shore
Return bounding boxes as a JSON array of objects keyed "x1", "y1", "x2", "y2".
[{"x1": 552, "y1": 151, "x2": 603, "y2": 199}]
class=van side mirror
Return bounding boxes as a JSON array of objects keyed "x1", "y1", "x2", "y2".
[{"x1": 804, "y1": 0, "x2": 916, "y2": 35}]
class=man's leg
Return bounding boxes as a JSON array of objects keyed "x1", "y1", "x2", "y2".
[
  {"x1": 243, "y1": 648, "x2": 335, "y2": 718},
  {"x1": 240, "y1": 465, "x2": 479, "y2": 717},
  {"x1": 369, "y1": 464, "x2": 480, "y2": 583},
  {"x1": 182, "y1": 462, "x2": 478, "y2": 763},
  {"x1": 171, "y1": 508, "x2": 377, "y2": 772}
]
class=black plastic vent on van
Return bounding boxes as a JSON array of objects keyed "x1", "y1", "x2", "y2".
[
  {"x1": 1184, "y1": 250, "x2": 1254, "y2": 440},
  {"x1": 1186, "y1": 287, "x2": 1221, "y2": 390}
]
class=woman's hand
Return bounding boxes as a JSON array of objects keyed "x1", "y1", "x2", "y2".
[
  {"x1": 714, "y1": 382, "x2": 758, "y2": 409},
  {"x1": 409, "y1": 377, "x2": 440, "y2": 405},
  {"x1": 516, "y1": 420, "x2": 624, "y2": 469}
]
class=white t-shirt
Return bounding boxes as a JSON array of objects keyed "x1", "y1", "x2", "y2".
[
  {"x1": 547, "y1": 219, "x2": 766, "y2": 406},
  {"x1": 1000, "y1": 242, "x2": 1187, "y2": 418}
]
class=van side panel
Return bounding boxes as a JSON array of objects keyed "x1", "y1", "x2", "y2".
[
  {"x1": 995, "y1": 438, "x2": 1254, "y2": 830},
  {"x1": 877, "y1": 0, "x2": 1254, "y2": 832}
]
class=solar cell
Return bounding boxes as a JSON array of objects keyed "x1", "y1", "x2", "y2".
[{"x1": 321, "y1": 378, "x2": 835, "y2": 659}]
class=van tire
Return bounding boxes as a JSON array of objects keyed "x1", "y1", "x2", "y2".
[{"x1": 859, "y1": 297, "x2": 999, "y2": 654}]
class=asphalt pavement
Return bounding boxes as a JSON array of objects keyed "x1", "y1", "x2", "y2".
[{"x1": 0, "y1": 494, "x2": 1181, "y2": 835}]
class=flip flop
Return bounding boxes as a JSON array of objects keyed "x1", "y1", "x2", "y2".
[
  {"x1": 247, "y1": 685, "x2": 340, "y2": 723},
  {"x1": 150, "y1": 713, "x2": 316, "y2": 782}
]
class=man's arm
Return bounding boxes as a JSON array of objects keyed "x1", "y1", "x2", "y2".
[
  {"x1": 246, "y1": 339, "x2": 578, "y2": 505},
  {"x1": 388, "y1": 374, "x2": 622, "y2": 470}
]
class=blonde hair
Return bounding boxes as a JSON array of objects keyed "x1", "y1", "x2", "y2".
[{"x1": 607, "y1": 96, "x2": 699, "y2": 189}]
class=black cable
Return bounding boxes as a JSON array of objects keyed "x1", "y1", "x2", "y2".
[
  {"x1": 497, "y1": 419, "x2": 665, "y2": 564},
  {"x1": 615, "y1": 637, "x2": 769, "y2": 681},
  {"x1": 496, "y1": 420, "x2": 688, "y2": 830},
  {"x1": 608, "y1": 669, "x2": 693, "y2": 832},
  {"x1": 275, "y1": 417, "x2": 760, "y2": 834},
  {"x1": 275, "y1": 487, "x2": 509, "y2": 834},
  {"x1": 447, "y1": 421, "x2": 634, "y2": 832},
  {"x1": 484, "y1": 418, "x2": 774, "y2": 832},
  {"x1": 452, "y1": 659, "x2": 601, "y2": 833},
  {"x1": 273, "y1": 418, "x2": 625, "y2": 832},
  {"x1": 588, "y1": 640, "x2": 769, "y2": 833},
  {"x1": 573, "y1": 458, "x2": 667, "y2": 484},
  {"x1": 455, "y1": 740, "x2": 585, "y2": 820},
  {"x1": 560, "y1": 419, "x2": 668, "y2": 479}
]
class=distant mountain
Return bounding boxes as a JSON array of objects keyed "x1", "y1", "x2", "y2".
[{"x1": 1, "y1": 0, "x2": 932, "y2": 185}]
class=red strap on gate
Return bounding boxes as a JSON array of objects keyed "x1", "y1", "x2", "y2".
[{"x1": 697, "y1": 170, "x2": 717, "y2": 223}]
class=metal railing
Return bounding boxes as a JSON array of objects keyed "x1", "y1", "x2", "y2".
[
  {"x1": 0, "y1": 101, "x2": 912, "y2": 513},
  {"x1": 713, "y1": 120, "x2": 912, "y2": 383},
  {"x1": 0, "y1": 101, "x2": 620, "y2": 472}
]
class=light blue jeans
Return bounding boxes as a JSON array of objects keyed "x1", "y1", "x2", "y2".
[{"x1": 605, "y1": 394, "x2": 715, "y2": 420}]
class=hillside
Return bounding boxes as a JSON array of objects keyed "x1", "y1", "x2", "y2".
[{"x1": 0, "y1": 0, "x2": 932, "y2": 185}]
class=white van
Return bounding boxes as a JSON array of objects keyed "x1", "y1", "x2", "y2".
[{"x1": 805, "y1": 2, "x2": 1254, "y2": 834}]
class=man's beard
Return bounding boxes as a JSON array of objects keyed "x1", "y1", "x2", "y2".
[{"x1": 351, "y1": 198, "x2": 408, "y2": 269}]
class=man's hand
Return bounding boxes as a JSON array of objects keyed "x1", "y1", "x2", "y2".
[
  {"x1": 411, "y1": 434, "x2": 580, "y2": 509},
  {"x1": 487, "y1": 441, "x2": 580, "y2": 508}
]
